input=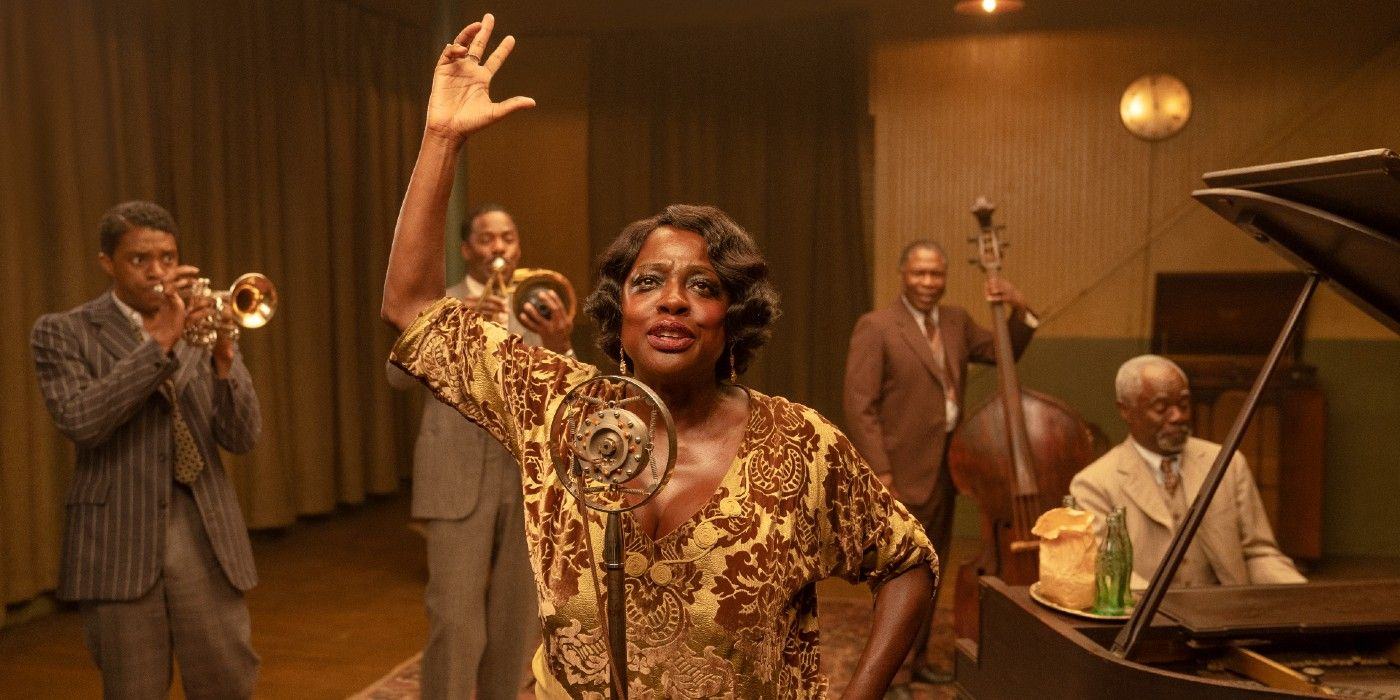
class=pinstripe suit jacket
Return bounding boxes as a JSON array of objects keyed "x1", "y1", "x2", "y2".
[
  {"x1": 31, "y1": 292, "x2": 262, "y2": 601},
  {"x1": 386, "y1": 278, "x2": 540, "y2": 520}
]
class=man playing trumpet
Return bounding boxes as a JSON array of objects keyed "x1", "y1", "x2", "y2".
[
  {"x1": 30, "y1": 200, "x2": 263, "y2": 698},
  {"x1": 386, "y1": 202, "x2": 574, "y2": 698}
]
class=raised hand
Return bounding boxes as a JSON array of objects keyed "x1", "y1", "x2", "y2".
[{"x1": 425, "y1": 14, "x2": 535, "y2": 143}]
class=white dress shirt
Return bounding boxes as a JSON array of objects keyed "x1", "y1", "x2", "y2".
[{"x1": 1128, "y1": 437, "x2": 1183, "y2": 488}]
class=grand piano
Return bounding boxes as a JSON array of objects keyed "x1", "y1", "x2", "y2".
[{"x1": 954, "y1": 149, "x2": 1400, "y2": 699}]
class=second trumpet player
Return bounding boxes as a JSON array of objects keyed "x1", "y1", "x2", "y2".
[{"x1": 383, "y1": 203, "x2": 575, "y2": 698}]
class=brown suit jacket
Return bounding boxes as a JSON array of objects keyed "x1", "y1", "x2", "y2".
[
  {"x1": 843, "y1": 298, "x2": 1033, "y2": 505},
  {"x1": 1070, "y1": 437, "x2": 1306, "y2": 589}
]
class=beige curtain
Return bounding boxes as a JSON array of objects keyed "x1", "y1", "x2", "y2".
[
  {"x1": 587, "y1": 16, "x2": 871, "y2": 420},
  {"x1": 0, "y1": 0, "x2": 430, "y2": 607}
]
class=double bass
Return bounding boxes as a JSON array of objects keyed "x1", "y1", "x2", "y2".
[{"x1": 947, "y1": 197, "x2": 1100, "y2": 639}]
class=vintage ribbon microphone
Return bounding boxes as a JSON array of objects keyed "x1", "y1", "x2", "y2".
[{"x1": 549, "y1": 374, "x2": 676, "y2": 699}]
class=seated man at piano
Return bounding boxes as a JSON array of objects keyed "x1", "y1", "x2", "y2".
[{"x1": 1070, "y1": 354, "x2": 1306, "y2": 589}]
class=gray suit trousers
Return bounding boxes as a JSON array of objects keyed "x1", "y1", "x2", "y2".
[
  {"x1": 80, "y1": 485, "x2": 258, "y2": 699},
  {"x1": 421, "y1": 466, "x2": 538, "y2": 700}
]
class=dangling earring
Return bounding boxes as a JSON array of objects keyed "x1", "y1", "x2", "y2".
[
  {"x1": 618, "y1": 345, "x2": 629, "y2": 376},
  {"x1": 728, "y1": 345, "x2": 738, "y2": 384}
]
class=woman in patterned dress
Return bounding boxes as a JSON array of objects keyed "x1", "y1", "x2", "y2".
[{"x1": 381, "y1": 14, "x2": 938, "y2": 698}]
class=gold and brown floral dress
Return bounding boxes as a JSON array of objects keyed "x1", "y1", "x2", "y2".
[{"x1": 390, "y1": 298, "x2": 938, "y2": 698}]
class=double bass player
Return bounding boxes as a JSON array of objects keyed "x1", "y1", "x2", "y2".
[{"x1": 843, "y1": 238, "x2": 1037, "y2": 686}]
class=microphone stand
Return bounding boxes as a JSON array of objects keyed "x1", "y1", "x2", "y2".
[
  {"x1": 604, "y1": 512, "x2": 627, "y2": 699},
  {"x1": 552, "y1": 375, "x2": 676, "y2": 700}
]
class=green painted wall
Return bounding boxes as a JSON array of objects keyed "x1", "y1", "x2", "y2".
[{"x1": 950, "y1": 338, "x2": 1400, "y2": 558}]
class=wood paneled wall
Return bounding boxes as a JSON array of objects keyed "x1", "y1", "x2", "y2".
[
  {"x1": 868, "y1": 11, "x2": 1400, "y2": 556},
  {"x1": 870, "y1": 18, "x2": 1400, "y2": 340}
]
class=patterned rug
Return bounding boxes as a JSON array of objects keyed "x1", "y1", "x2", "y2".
[
  {"x1": 348, "y1": 652, "x2": 423, "y2": 700},
  {"x1": 350, "y1": 598, "x2": 957, "y2": 699}
]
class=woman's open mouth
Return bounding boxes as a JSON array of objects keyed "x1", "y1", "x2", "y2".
[{"x1": 646, "y1": 320, "x2": 696, "y2": 352}]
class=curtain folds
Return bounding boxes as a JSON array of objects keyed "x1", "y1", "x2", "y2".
[
  {"x1": 587, "y1": 17, "x2": 871, "y2": 420},
  {"x1": 0, "y1": 0, "x2": 430, "y2": 607}
]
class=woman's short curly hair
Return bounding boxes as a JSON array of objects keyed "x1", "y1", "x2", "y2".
[{"x1": 584, "y1": 204, "x2": 781, "y2": 382}]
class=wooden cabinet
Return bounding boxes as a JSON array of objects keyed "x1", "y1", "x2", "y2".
[
  {"x1": 1154, "y1": 273, "x2": 1326, "y2": 564},
  {"x1": 1176, "y1": 362, "x2": 1325, "y2": 563}
]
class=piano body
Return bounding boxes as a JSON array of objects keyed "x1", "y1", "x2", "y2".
[{"x1": 955, "y1": 149, "x2": 1400, "y2": 698}]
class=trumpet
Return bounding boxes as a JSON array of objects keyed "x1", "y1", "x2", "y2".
[
  {"x1": 482, "y1": 257, "x2": 575, "y2": 322},
  {"x1": 154, "y1": 273, "x2": 278, "y2": 348}
]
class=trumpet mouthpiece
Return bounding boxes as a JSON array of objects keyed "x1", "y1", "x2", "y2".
[{"x1": 490, "y1": 257, "x2": 507, "y2": 271}]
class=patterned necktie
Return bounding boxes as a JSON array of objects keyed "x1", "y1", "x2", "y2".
[
  {"x1": 1160, "y1": 456, "x2": 1180, "y2": 495},
  {"x1": 131, "y1": 318, "x2": 206, "y2": 484},
  {"x1": 165, "y1": 380, "x2": 207, "y2": 485},
  {"x1": 924, "y1": 311, "x2": 955, "y2": 402}
]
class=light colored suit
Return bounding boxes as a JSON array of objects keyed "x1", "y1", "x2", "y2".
[
  {"x1": 1070, "y1": 437, "x2": 1306, "y2": 589},
  {"x1": 387, "y1": 277, "x2": 540, "y2": 699},
  {"x1": 31, "y1": 292, "x2": 262, "y2": 696}
]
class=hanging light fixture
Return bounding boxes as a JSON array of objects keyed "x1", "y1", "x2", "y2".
[{"x1": 954, "y1": 0, "x2": 1025, "y2": 15}]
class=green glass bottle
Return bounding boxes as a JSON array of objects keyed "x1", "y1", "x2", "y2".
[{"x1": 1094, "y1": 507, "x2": 1134, "y2": 615}]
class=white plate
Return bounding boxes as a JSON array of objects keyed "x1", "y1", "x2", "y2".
[{"x1": 1028, "y1": 581, "x2": 1133, "y2": 621}]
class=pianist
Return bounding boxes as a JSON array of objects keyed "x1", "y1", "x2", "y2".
[{"x1": 1070, "y1": 355, "x2": 1306, "y2": 589}]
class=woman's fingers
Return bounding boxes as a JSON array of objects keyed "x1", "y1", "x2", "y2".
[
  {"x1": 494, "y1": 95, "x2": 537, "y2": 119},
  {"x1": 468, "y1": 13, "x2": 495, "y2": 61},
  {"x1": 439, "y1": 42, "x2": 473, "y2": 66},
  {"x1": 452, "y1": 21, "x2": 483, "y2": 47},
  {"x1": 483, "y1": 34, "x2": 515, "y2": 73},
  {"x1": 439, "y1": 23, "x2": 482, "y2": 65},
  {"x1": 431, "y1": 14, "x2": 533, "y2": 131}
]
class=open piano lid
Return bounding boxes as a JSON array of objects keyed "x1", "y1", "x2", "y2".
[
  {"x1": 1193, "y1": 148, "x2": 1400, "y2": 333},
  {"x1": 1113, "y1": 150, "x2": 1400, "y2": 659}
]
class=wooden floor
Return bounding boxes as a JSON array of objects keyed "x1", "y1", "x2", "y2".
[
  {"x1": 3, "y1": 488, "x2": 1394, "y2": 699},
  {"x1": 0, "y1": 489, "x2": 966, "y2": 699},
  {"x1": 0, "y1": 493, "x2": 428, "y2": 699}
]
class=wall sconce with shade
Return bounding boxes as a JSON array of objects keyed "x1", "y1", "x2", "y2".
[{"x1": 954, "y1": 0, "x2": 1025, "y2": 15}]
